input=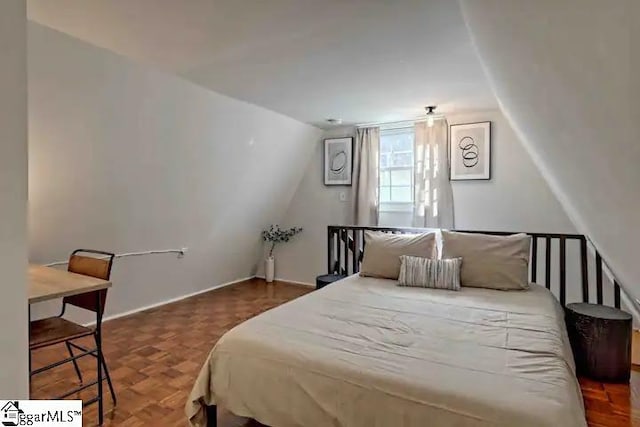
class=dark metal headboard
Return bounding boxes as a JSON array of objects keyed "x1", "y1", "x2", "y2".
[{"x1": 327, "y1": 225, "x2": 622, "y2": 308}]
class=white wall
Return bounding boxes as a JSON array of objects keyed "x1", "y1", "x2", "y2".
[
  {"x1": 264, "y1": 126, "x2": 355, "y2": 285},
  {"x1": 450, "y1": 111, "x2": 575, "y2": 232},
  {"x1": 0, "y1": 1, "x2": 29, "y2": 399},
  {"x1": 277, "y1": 111, "x2": 576, "y2": 285},
  {"x1": 460, "y1": 0, "x2": 640, "y2": 301},
  {"x1": 28, "y1": 23, "x2": 322, "y2": 322}
]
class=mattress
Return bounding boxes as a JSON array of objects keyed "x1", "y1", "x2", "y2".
[{"x1": 186, "y1": 274, "x2": 586, "y2": 427}]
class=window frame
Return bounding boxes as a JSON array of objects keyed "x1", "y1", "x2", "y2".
[{"x1": 378, "y1": 126, "x2": 415, "y2": 213}]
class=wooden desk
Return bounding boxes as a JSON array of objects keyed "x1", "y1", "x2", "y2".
[
  {"x1": 29, "y1": 264, "x2": 111, "y2": 304},
  {"x1": 28, "y1": 263, "x2": 112, "y2": 425}
]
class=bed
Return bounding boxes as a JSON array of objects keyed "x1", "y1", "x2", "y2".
[
  {"x1": 186, "y1": 226, "x2": 621, "y2": 427},
  {"x1": 187, "y1": 273, "x2": 586, "y2": 427}
]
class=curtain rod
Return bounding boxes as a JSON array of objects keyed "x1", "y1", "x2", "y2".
[{"x1": 356, "y1": 115, "x2": 445, "y2": 129}]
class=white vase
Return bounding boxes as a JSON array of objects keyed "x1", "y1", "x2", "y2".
[{"x1": 265, "y1": 256, "x2": 275, "y2": 283}]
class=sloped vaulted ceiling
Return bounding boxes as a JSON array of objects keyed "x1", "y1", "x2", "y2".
[
  {"x1": 27, "y1": 0, "x2": 497, "y2": 127},
  {"x1": 459, "y1": 0, "x2": 639, "y2": 298}
]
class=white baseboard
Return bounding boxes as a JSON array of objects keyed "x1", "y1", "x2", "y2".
[
  {"x1": 254, "y1": 275, "x2": 315, "y2": 288},
  {"x1": 90, "y1": 276, "x2": 255, "y2": 326},
  {"x1": 87, "y1": 275, "x2": 313, "y2": 327}
]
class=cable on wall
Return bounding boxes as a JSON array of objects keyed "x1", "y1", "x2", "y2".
[{"x1": 43, "y1": 248, "x2": 187, "y2": 267}]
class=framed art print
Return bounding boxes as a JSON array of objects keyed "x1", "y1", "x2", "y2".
[
  {"x1": 324, "y1": 137, "x2": 353, "y2": 186},
  {"x1": 449, "y1": 121, "x2": 491, "y2": 181}
]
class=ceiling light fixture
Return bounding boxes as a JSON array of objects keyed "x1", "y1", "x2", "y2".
[
  {"x1": 425, "y1": 106, "x2": 437, "y2": 127},
  {"x1": 326, "y1": 118, "x2": 343, "y2": 125}
]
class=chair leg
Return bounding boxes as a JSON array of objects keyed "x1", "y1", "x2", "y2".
[
  {"x1": 65, "y1": 341, "x2": 84, "y2": 384},
  {"x1": 28, "y1": 348, "x2": 33, "y2": 391},
  {"x1": 94, "y1": 334, "x2": 116, "y2": 405},
  {"x1": 28, "y1": 306, "x2": 32, "y2": 391}
]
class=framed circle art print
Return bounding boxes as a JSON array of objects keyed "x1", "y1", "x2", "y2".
[
  {"x1": 449, "y1": 121, "x2": 491, "y2": 181},
  {"x1": 324, "y1": 137, "x2": 353, "y2": 186}
]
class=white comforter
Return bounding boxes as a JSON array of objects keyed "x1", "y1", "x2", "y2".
[{"x1": 187, "y1": 275, "x2": 586, "y2": 427}]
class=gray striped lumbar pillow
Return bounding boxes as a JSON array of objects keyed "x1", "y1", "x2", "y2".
[{"x1": 398, "y1": 256, "x2": 462, "y2": 290}]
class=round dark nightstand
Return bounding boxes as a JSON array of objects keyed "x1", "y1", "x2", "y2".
[
  {"x1": 315, "y1": 274, "x2": 347, "y2": 290},
  {"x1": 566, "y1": 302, "x2": 632, "y2": 383}
]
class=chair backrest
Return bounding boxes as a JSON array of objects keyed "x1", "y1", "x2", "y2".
[{"x1": 64, "y1": 249, "x2": 115, "y2": 315}]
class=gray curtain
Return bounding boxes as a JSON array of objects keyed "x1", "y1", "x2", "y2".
[
  {"x1": 352, "y1": 127, "x2": 380, "y2": 225},
  {"x1": 412, "y1": 119, "x2": 454, "y2": 228}
]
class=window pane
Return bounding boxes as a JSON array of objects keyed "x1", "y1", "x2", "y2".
[
  {"x1": 392, "y1": 152, "x2": 413, "y2": 167},
  {"x1": 393, "y1": 133, "x2": 413, "y2": 152},
  {"x1": 380, "y1": 153, "x2": 390, "y2": 168},
  {"x1": 380, "y1": 170, "x2": 390, "y2": 186},
  {"x1": 380, "y1": 136, "x2": 393, "y2": 154},
  {"x1": 392, "y1": 186, "x2": 412, "y2": 202},
  {"x1": 379, "y1": 128, "x2": 415, "y2": 207},
  {"x1": 391, "y1": 169, "x2": 411, "y2": 186},
  {"x1": 379, "y1": 186, "x2": 391, "y2": 202}
]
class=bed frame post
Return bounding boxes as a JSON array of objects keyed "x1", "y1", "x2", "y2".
[
  {"x1": 531, "y1": 237, "x2": 538, "y2": 283},
  {"x1": 595, "y1": 251, "x2": 604, "y2": 305},
  {"x1": 206, "y1": 404, "x2": 217, "y2": 427},
  {"x1": 327, "y1": 226, "x2": 334, "y2": 273},
  {"x1": 559, "y1": 236, "x2": 567, "y2": 306},
  {"x1": 580, "y1": 237, "x2": 589, "y2": 303},
  {"x1": 545, "y1": 236, "x2": 552, "y2": 290}
]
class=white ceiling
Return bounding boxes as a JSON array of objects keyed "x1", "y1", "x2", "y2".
[{"x1": 27, "y1": 0, "x2": 497, "y2": 128}]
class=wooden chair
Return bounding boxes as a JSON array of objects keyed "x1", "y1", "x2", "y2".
[{"x1": 29, "y1": 249, "x2": 117, "y2": 409}]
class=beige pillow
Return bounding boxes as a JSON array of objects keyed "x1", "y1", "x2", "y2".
[
  {"x1": 441, "y1": 231, "x2": 531, "y2": 290},
  {"x1": 360, "y1": 231, "x2": 436, "y2": 279}
]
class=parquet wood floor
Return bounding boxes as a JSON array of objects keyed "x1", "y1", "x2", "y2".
[
  {"x1": 30, "y1": 278, "x2": 640, "y2": 426},
  {"x1": 30, "y1": 279, "x2": 307, "y2": 426}
]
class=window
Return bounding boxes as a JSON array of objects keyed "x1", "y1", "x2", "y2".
[{"x1": 379, "y1": 127, "x2": 414, "y2": 211}]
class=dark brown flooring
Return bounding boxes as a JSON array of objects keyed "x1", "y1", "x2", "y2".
[{"x1": 30, "y1": 278, "x2": 640, "y2": 426}]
